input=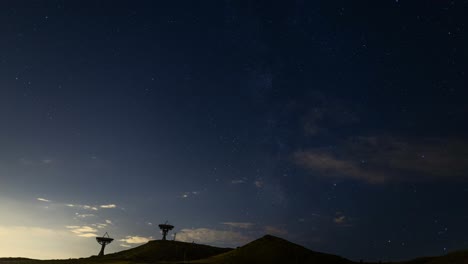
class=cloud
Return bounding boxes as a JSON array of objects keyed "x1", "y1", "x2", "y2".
[
  {"x1": 254, "y1": 180, "x2": 264, "y2": 188},
  {"x1": 294, "y1": 151, "x2": 386, "y2": 184},
  {"x1": 333, "y1": 215, "x2": 346, "y2": 224},
  {"x1": 100, "y1": 204, "x2": 117, "y2": 209},
  {"x1": 83, "y1": 205, "x2": 99, "y2": 211},
  {"x1": 181, "y1": 191, "x2": 200, "y2": 199},
  {"x1": 120, "y1": 244, "x2": 132, "y2": 248},
  {"x1": 222, "y1": 222, "x2": 254, "y2": 229},
  {"x1": 75, "y1": 213, "x2": 95, "y2": 218},
  {"x1": 19, "y1": 158, "x2": 55, "y2": 166},
  {"x1": 302, "y1": 103, "x2": 359, "y2": 136},
  {"x1": 36, "y1": 198, "x2": 51, "y2": 202},
  {"x1": 105, "y1": 219, "x2": 113, "y2": 225},
  {"x1": 294, "y1": 136, "x2": 468, "y2": 183},
  {"x1": 176, "y1": 228, "x2": 250, "y2": 246},
  {"x1": 231, "y1": 179, "x2": 246, "y2": 184},
  {"x1": 67, "y1": 204, "x2": 99, "y2": 211},
  {"x1": 119, "y1": 236, "x2": 152, "y2": 244},
  {"x1": 92, "y1": 223, "x2": 107, "y2": 229},
  {"x1": 66, "y1": 225, "x2": 98, "y2": 237},
  {"x1": 264, "y1": 226, "x2": 288, "y2": 236},
  {"x1": 77, "y1": 233, "x2": 98, "y2": 238},
  {"x1": 333, "y1": 212, "x2": 353, "y2": 227},
  {"x1": 68, "y1": 226, "x2": 97, "y2": 233}
]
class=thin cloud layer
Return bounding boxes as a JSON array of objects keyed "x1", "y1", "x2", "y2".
[
  {"x1": 294, "y1": 136, "x2": 468, "y2": 183},
  {"x1": 333, "y1": 215, "x2": 346, "y2": 224},
  {"x1": 222, "y1": 222, "x2": 254, "y2": 229},
  {"x1": 67, "y1": 204, "x2": 99, "y2": 211},
  {"x1": 176, "y1": 228, "x2": 250, "y2": 246},
  {"x1": 100, "y1": 204, "x2": 117, "y2": 209},
  {"x1": 231, "y1": 179, "x2": 246, "y2": 184},
  {"x1": 36, "y1": 198, "x2": 51, "y2": 202},
  {"x1": 66, "y1": 226, "x2": 98, "y2": 237},
  {"x1": 264, "y1": 226, "x2": 288, "y2": 236},
  {"x1": 91, "y1": 223, "x2": 107, "y2": 229},
  {"x1": 294, "y1": 151, "x2": 386, "y2": 183},
  {"x1": 119, "y1": 236, "x2": 152, "y2": 244},
  {"x1": 302, "y1": 103, "x2": 359, "y2": 136}
]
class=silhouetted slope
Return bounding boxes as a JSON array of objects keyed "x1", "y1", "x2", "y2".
[
  {"x1": 403, "y1": 249, "x2": 468, "y2": 264},
  {"x1": 194, "y1": 235, "x2": 353, "y2": 264},
  {"x1": 0, "y1": 258, "x2": 41, "y2": 264},
  {"x1": 102, "y1": 240, "x2": 231, "y2": 262}
]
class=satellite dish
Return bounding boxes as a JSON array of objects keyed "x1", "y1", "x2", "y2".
[
  {"x1": 96, "y1": 232, "x2": 114, "y2": 256},
  {"x1": 158, "y1": 221, "x2": 174, "y2": 241}
]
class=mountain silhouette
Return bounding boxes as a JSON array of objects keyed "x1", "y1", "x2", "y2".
[
  {"x1": 2, "y1": 235, "x2": 468, "y2": 264},
  {"x1": 193, "y1": 234, "x2": 352, "y2": 264},
  {"x1": 100, "y1": 239, "x2": 231, "y2": 262},
  {"x1": 402, "y1": 248, "x2": 468, "y2": 264}
]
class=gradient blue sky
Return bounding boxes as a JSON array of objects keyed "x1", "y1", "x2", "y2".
[{"x1": 1, "y1": 0, "x2": 468, "y2": 262}]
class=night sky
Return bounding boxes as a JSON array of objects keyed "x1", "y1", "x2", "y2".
[{"x1": 1, "y1": 0, "x2": 468, "y2": 262}]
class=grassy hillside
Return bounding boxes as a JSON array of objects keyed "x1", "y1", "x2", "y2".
[
  {"x1": 0, "y1": 240, "x2": 230, "y2": 264},
  {"x1": 0, "y1": 259, "x2": 42, "y2": 264},
  {"x1": 192, "y1": 235, "x2": 353, "y2": 264},
  {"x1": 4, "y1": 235, "x2": 468, "y2": 264},
  {"x1": 400, "y1": 249, "x2": 468, "y2": 264},
  {"x1": 101, "y1": 240, "x2": 231, "y2": 262}
]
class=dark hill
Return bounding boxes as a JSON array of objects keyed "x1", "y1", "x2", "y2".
[
  {"x1": 402, "y1": 249, "x2": 468, "y2": 264},
  {"x1": 101, "y1": 239, "x2": 231, "y2": 262},
  {"x1": 0, "y1": 258, "x2": 41, "y2": 264},
  {"x1": 193, "y1": 234, "x2": 353, "y2": 264}
]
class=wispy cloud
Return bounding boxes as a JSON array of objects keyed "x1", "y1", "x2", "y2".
[
  {"x1": 76, "y1": 233, "x2": 98, "y2": 238},
  {"x1": 41, "y1": 159, "x2": 53, "y2": 164},
  {"x1": 67, "y1": 204, "x2": 99, "y2": 211},
  {"x1": 19, "y1": 158, "x2": 55, "y2": 166},
  {"x1": 333, "y1": 215, "x2": 346, "y2": 224},
  {"x1": 302, "y1": 102, "x2": 359, "y2": 137},
  {"x1": 333, "y1": 212, "x2": 353, "y2": 227},
  {"x1": 100, "y1": 204, "x2": 117, "y2": 209},
  {"x1": 231, "y1": 178, "x2": 246, "y2": 184},
  {"x1": 264, "y1": 226, "x2": 288, "y2": 236},
  {"x1": 36, "y1": 198, "x2": 51, "y2": 202},
  {"x1": 120, "y1": 244, "x2": 132, "y2": 248},
  {"x1": 222, "y1": 222, "x2": 254, "y2": 229},
  {"x1": 105, "y1": 219, "x2": 113, "y2": 225},
  {"x1": 181, "y1": 191, "x2": 201, "y2": 199},
  {"x1": 92, "y1": 223, "x2": 107, "y2": 229},
  {"x1": 254, "y1": 180, "x2": 264, "y2": 188},
  {"x1": 75, "y1": 213, "x2": 95, "y2": 218},
  {"x1": 83, "y1": 205, "x2": 99, "y2": 211},
  {"x1": 66, "y1": 225, "x2": 98, "y2": 237},
  {"x1": 294, "y1": 136, "x2": 468, "y2": 183},
  {"x1": 119, "y1": 236, "x2": 152, "y2": 244},
  {"x1": 176, "y1": 228, "x2": 250, "y2": 246},
  {"x1": 294, "y1": 151, "x2": 386, "y2": 184}
]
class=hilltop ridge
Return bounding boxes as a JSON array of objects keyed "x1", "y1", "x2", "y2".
[
  {"x1": 192, "y1": 234, "x2": 352, "y2": 264},
  {"x1": 3, "y1": 235, "x2": 468, "y2": 264},
  {"x1": 101, "y1": 239, "x2": 231, "y2": 262}
]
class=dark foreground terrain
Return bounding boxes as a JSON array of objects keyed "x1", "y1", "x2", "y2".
[{"x1": 0, "y1": 235, "x2": 466, "y2": 264}]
